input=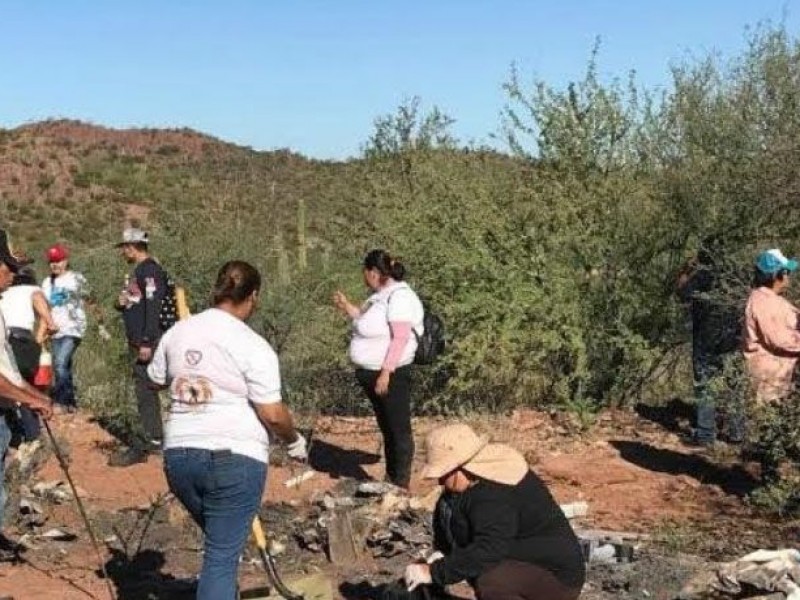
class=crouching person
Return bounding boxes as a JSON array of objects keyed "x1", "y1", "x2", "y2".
[{"x1": 404, "y1": 424, "x2": 585, "y2": 600}]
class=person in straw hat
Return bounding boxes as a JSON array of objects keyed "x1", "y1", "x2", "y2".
[{"x1": 403, "y1": 423, "x2": 584, "y2": 600}]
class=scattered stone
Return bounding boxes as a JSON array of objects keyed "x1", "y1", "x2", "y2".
[
  {"x1": 19, "y1": 498, "x2": 43, "y2": 516},
  {"x1": 560, "y1": 501, "x2": 589, "y2": 519},
  {"x1": 31, "y1": 480, "x2": 72, "y2": 504},
  {"x1": 327, "y1": 510, "x2": 360, "y2": 565},
  {"x1": 39, "y1": 528, "x2": 77, "y2": 542},
  {"x1": 356, "y1": 482, "x2": 398, "y2": 497},
  {"x1": 296, "y1": 528, "x2": 324, "y2": 553},
  {"x1": 284, "y1": 470, "x2": 316, "y2": 488}
]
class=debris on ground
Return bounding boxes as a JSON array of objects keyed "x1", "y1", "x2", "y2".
[{"x1": 678, "y1": 549, "x2": 800, "y2": 599}]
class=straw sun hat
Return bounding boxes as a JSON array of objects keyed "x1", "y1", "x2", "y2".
[{"x1": 421, "y1": 424, "x2": 529, "y2": 486}]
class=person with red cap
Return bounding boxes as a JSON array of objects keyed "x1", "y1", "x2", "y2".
[{"x1": 41, "y1": 243, "x2": 91, "y2": 413}]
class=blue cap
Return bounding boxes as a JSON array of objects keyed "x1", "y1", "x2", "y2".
[{"x1": 756, "y1": 249, "x2": 799, "y2": 275}]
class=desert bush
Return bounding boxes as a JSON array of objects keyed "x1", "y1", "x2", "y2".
[{"x1": 16, "y1": 23, "x2": 800, "y2": 472}]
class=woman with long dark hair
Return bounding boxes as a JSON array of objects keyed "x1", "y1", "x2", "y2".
[
  {"x1": 147, "y1": 260, "x2": 307, "y2": 600},
  {"x1": 333, "y1": 249, "x2": 424, "y2": 488}
]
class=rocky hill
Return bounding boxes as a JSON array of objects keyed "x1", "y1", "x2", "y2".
[{"x1": 0, "y1": 119, "x2": 347, "y2": 250}]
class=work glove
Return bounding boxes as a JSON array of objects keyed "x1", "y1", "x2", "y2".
[
  {"x1": 426, "y1": 551, "x2": 444, "y2": 564},
  {"x1": 287, "y1": 433, "x2": 308, "y2": 461},
  {"x1": 404, "y1": 563, "x2": 432, "y2": 592},
  {"x1": 98, "y1": 325, "x2": 111, "y2": 341}
]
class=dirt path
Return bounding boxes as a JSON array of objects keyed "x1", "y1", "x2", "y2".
[{"x1": 0, "y1": 408, "x2": 769, "y2": 599}]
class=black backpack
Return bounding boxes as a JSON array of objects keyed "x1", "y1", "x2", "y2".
[
  {"x1": 387, "y1": 290, "x2": 445, "y2": 365},
  {"x1": 414, "y1": 308, "x2": 445, "y2": 365}
]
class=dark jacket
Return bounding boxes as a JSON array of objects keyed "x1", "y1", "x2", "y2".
[
  {"x1": 119, "y1": 258, "x2": 168, "y2": 347},
  {"x1": 430, "y1": 470, "x2": 585, "y2": 589}
]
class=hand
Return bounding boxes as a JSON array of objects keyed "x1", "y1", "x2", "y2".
[
  {"x1": 137, "y1": 346, "x2": 153, "y2": 362},
  {"x1": 332, "y1": 290, "x2": 349, "y2": 312},
  {"x1": 426, "y1": 551, "x2": 444, "y2": 564},
  {"x1": 116, "y1": 291, "x2": 129, "y2": 308},
  {"x1": 404, "y1": 563, "x2": 432, "y2": 592},
  {"x1": 286, "y1": 433, "x2": 308, "y2": 461},
  {"x1": 98, "y1": 325, "x2": 111, "y2": 341},
  {"x1": 28, "y1": 397, "x2": 53, "y2": 420},
  {"x1": 375, "y1": 370, "x2": 391, "y2": 397}
]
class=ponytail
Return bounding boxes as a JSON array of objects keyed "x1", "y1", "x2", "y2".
[
  {"x1": 211, "y1": 260, "x2": 261, "y2": 306},
  {"x1": 363, "y1": 249, "x2": 405, "y2": 282}
]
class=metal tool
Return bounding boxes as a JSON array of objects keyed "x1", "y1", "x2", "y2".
[
  {"x1": 43, "y1": 419, "x2": 116, "y2": 600},
  {"x1": 251, "y1": 516, "x2": 303, "y2": 600}
]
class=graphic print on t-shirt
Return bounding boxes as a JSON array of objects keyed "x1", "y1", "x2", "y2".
[
  {"x1": 171, "y1": 375, "x2": 213, "y2": 410},
  {"x1": 49, "y1": 286, "x2": 69, "y2": 307}
]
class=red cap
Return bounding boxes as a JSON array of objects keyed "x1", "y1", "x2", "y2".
[{"x1": 45, "y1": 244, "x2": 69, "y2": 263}]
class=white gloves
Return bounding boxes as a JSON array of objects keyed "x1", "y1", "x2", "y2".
[
  {"x1": 426, "y1": 551, "x2": 444, "y2": 564},
  {"x1": 404, "y1": 563, "x2": 432, "y2": 592},
  {"x1": 287, "y1": 434, "x2": 308, "y2": 461},
  {"x1": 98, "y1": 325, "x2": 111, "y2": 341}
]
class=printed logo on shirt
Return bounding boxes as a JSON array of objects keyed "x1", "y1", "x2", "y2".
[
  {"x1": 172, "y1": 376, "x2": 212, "y2": 408},
  {"x1": 145, "y1": 277, "x2": 157, "y2": 300},
  {"x1": 49, "y1": 287, "x2": 69, "y2": 307},
  {"x1": 184, "y1": 349, "x2": 203, "y2": 367}
]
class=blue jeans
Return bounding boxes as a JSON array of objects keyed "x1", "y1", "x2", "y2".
[
  {"x1": 52, "y1": 336, "x2": 81, "y2": 407},
  {"x1": 0, "y1": 414, "x2": 12, "y2": 529},
  {"x1": 693, "y1": 340, "x2": 744, "y2": 443},
  {"x1": 164, "y1": 448, "x2": 267, "y2": 600}
]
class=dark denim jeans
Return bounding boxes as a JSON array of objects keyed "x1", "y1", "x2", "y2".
[
  {"x1": 0, "y1": 414, "x2": 11, "y2": 529},
  {"x1": 693, "y1": 339, "x2": 744, "y2": 444},
  {"x1": 52, "y1": 335, "x2": 81, "y2": 408},
  {"x1": 164, "y1": 448, "x2": 267, "y2": 600}
]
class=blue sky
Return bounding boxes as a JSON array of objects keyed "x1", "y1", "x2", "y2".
[{"x1": 1, "y1": 1, "x2": 798, "y2": 159}]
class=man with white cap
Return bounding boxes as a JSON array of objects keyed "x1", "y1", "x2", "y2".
[
  {"x1": 111, "y1": 227, "x2": 170, "y2": 466},
  {"x1": 403, "y1": 423, "x2": 584, "y2": 600}
]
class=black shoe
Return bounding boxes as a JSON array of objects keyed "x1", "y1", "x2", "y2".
[
  {"x1": 682, "y1": 429, "x2": 715, "y2": 448},
  {"x1": 108, "y1": 446, "x2": 148, "y2": 467},
  {"x1": 0, "y1": 533, "x2": 24, "y2": 563}
]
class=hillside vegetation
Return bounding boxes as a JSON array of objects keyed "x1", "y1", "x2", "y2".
[{"x1": 3, "y1": 26, "x2": 800, "y2": 433}]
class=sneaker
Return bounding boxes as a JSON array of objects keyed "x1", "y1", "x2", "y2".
[{"x1": 107, "y1": 446, "x2": 148, "y2": 467}]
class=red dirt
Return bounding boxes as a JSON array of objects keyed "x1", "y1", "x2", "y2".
[{"x1": 0, "y1": 408, "x2": 760, "y2": 599}]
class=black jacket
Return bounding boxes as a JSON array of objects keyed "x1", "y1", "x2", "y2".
[
  {"x1": 430, "y1": 470, "x2": 585, "y2": 589},
  {"x1": 119, "y1": 258, "x2": 168, "y2": 347}
]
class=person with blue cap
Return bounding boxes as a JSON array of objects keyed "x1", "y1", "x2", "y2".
[{"x1": 743, "y1": 248, "x2": 800, "y2": 404}]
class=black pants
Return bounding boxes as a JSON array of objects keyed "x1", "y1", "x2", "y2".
[
  {"x1": 8, "y1": 332, "x2": 42, "y2": 442},
  {"x1": 130, "y1": 350, "x2": 163, "y2": 444},
  {"x1": 356, "y1": 365, "x2": 414, "y2": 488}
]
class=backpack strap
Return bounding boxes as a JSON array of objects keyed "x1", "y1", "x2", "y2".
[{"x1": 386, "y1": 288, "x2": 422, "y2": 342}]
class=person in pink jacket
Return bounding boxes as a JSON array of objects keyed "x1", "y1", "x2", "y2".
[{"x1": 743, "y1": 249, "x2": 800, "y2": 404}]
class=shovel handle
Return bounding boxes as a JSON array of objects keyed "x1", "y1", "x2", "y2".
[{"x1": 252, "y1": 515, "x2": 268, "y2": 549}]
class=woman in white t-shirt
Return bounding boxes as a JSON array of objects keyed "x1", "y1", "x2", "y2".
[
  {"x1": 333, "y1": 249, "x2": 424, "y2": 488},
  {"x1": 147, "y1": 260, "x2": 307, "y2": 600}
]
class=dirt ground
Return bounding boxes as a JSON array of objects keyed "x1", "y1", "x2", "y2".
[{"x1": 0, "y1": 403, "x2": 795, "y2": 600}]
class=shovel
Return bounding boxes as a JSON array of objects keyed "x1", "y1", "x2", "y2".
[{"x1": 251, "y1": 516, "x2": 304, "y2": 600}]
